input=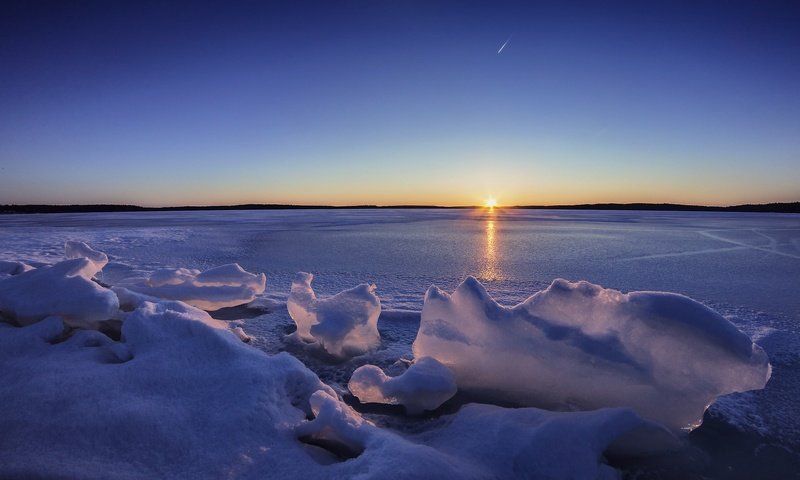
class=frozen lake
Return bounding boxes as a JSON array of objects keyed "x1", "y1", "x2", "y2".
[
  {"x1": 2, "y1": 208, "x2": 798, "y2": 316},
  {"x1": 1, "y1": 208, "x2": 799, "y2": 478}
]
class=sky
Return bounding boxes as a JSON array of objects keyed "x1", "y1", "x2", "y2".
[{"x1": 1, "y1": 0, "x2": 798, "y2": 207}]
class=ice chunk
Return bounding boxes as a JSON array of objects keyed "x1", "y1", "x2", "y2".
[
  {"x1": 413, "y1": 277, "x2": 771, "y2": 431},
  {"x1": 64, "y1": 241, "x2": 108, "y2": 274},
  {"x1": 194, "y1": 263, "x2": 266, "y2": 290},
  {"x1": 348, "y1": 357, "x2": 457, "y2": 414},
  {"x1": 287, "y1": 272, "x2": 317, "y2": 341},
  {"x1": 112, "y1": 286, "x2": 163, "y2": 311},
  {"x1": 147, "y1": 267, "x2": 199, "y2": 287},
  {"x1": 295, "y1": 390, "x2": 370, "y2": 457},
  {"x1": 287, "y1": 272, "x2": 381, "y2": 357},
  {"x1": 111, "y1": 287, "x2": 250, "y2": 337},
  {"x1": 123, "y1": 263, "x2": 266, "y2": 311},
  {"x1": 0, "y1": 259, "x2": 119, "y2": 328},
  {"x1": 232, "y1": 326, "x2": 252, "y2": 343}
]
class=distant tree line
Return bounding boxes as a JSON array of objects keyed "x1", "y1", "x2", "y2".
[{"x1": 1, "y1": 202, "x2": 798, "y2": 214}]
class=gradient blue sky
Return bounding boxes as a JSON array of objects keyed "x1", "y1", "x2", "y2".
[{"x1": 1, "y1": 0, "x2": 798, "y2": 206}]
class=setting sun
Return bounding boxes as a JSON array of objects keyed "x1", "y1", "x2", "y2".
[{"x1": 485, "y1": 197, "x2": 498, "y2": 208}]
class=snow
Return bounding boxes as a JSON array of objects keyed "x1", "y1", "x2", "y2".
[
  {"x1": 348, "y1": 356, "x2": 457, "y2": 414},
  {"x1": 0, "y1": 210, "x2": 794, "y2": 478},
  {"x1": 294, "y1": 389, "x2": 656, "y2": 479},
  {"x1": 414, "y1": 277, "x2": 771, "y2": 431},
  {"x1": 295, "y1": 390, "x2": 371, "y2": 457},
  {"x1": 414, "y1": 403, "x2": 648, "y2": 480},
  {"x1": 288, "y1": 272, "x2": 381, "y2": 357},
  {"x1": 122, "y1": 263, "x2": 266, "y2": 310},
  {"x1": 1, "y1": 292, "x2": 645, "y2": 479},
  {"x1": 64, "y1": 240, "x2": 108, "y2": 273},
  {"x1": 0, "y1": 258, "x2": 119, "y2": 328},
  {"x1": 0, "y1": 302, "x2": 334, "y2": 479},
  {"x1": 0, "y1": 260, "x2": 33, "y2": 278}
]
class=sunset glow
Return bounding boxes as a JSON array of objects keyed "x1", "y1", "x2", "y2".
[
  {"x1": 0, "y1": 2, "x2": 796, "y2": 478},
  {"x1": 0, "y1": 2, "x2": 797, "y2": 207}
]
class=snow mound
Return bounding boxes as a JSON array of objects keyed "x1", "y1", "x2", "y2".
[
  {"x1": 0, "y1": 259, "x2": 119, "y2": 328},
  {"x1": 413, "y1": 277, "x2": 771, "y2": 431},
  {"x1": 0, "y1": 284, "x2": 656, "y2": 479},
  {"x1": 65, "y1": 241, "x2": 108, "y2": 274},
  {"x1": 415, "y1": 403, "x2": 649, "y2": 479},
  {"x1": 348, "y1": 357, "x2": 457, "y2": 414},
  {"x1": 295, "y1": 390, "x2": 370, "y2": 458},
  {"x1": 288, "y1": 272, "x2": 381, "y2": 357},
  {"x1": 294, "y1": 389, "x2": 653, "y2": 479},
  {"x1": 0, "y1": 301, "x2": 334, "y2": 479},
  {"x1": 0, "y1": 260, "x2": 33, "y2": 279},
  {"x1": 112, "y1": 287, "x2": 229, "y2": 330},
  {"x1": 123, "y1": 263, "x2": 266, "y2": 310}
]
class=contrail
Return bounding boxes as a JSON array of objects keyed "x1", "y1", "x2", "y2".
[{"x1": 497, "y1": 35, "x2": 512, "y2": 54}]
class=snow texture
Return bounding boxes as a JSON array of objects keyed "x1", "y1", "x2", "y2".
[
  {"x1": 0, "y1": 260, "x2": 33, "y2": 279},
  {"x1": 294, "y1": 389, "x2": 652, "y2": 479},
  {"x1": 348, "y1": 356, "x2": 457, "y2": 414},
  {"x1": 413, "y1": 277, "x2": 771, "y2": 431},
  {"x1": 414, "y1": 403, "x2": 648, "y2": 479},
  {"x1": 64, "y1": 240, "x2": 108, "y2": 273},
  {"x1": 123, "y1": 263, "x2": 266, "y2": 310},
  {"x1": 288, "y1": 272, "x2": 381, "y2": 357},
  {"x1": 0, "y1": 298, "x2": 645, "y2": 479},
  {"x1": 0, "y1": 259, "x2": 119, "y2": 328},
  {"x1": 0, "y1": 303, "x2": 334, "y2": 479},
  {"x1": 112, "y1": 286, "x2": 230, "y2": 331}
]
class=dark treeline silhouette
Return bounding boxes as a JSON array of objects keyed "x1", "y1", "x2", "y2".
[
  {"x1": 1, "y1": 202, "x2": 798, "y2": 214},
  {"x1": 514, "y1": 202, "x2": 800, "y2": 213}
]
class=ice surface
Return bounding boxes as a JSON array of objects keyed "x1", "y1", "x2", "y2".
[
  {"x1": 413, "y1": 277, "x2": 771, "y2": 431},
  {"x1": 64, "y1": 240, "x2": 108, "y2": 273},
  {"x1": 288, "y1": 272, "x2": 381, "y2": 357},
  {"x1": 0, "y1": 259, "x2": 119, "y2": 328},
  {"x1": 0, "y1": 210, "x2": 796, "y2": 477},
  {"x1": 123, "y1": 263, "x2": 266, "y2": 310},
  {"x1": 348, "y1": 357, "x2": 457, "y2": 414}
]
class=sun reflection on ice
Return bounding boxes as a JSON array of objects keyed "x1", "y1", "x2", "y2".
[{"x1": 480, "y1": 213, "x2": 502, "y2": 281}]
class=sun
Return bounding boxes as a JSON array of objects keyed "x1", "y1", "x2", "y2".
[{"x1": 484, "y1": 197, "x2": 498, "y2": 208}]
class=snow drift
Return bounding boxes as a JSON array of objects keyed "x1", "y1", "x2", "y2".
[
  {"x1": 1, "y1": 294, "x2": 650, "y2": 479},
  {"x1": 123, "y1": 263, "x2": 266, "y2": 310},
  {"x1": 288, "y1": 272, "x2": 381, "y2": 357},
  {"x1": 413, "y1": 277, "x2": 771, "y2": 431},
  {"x1": 295, "y1": 388, "x2": 655, "y2": 479},
  {"x1": 348, "y1": 357, "x2": 457, "y2": 414},
  {"x1": 0, "y1": 301, "x2": 334, "y2": 479},
  {"x1": 0, "y1": 258, "x2": 118, "y2": 328},
  {"x1": 0, "y1": 260, "x2": 33, "y2": 279}
]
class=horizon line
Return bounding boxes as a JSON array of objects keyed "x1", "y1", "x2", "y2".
[{"x1": 1, "y1": 201, "x2": 798, "y2": 215}]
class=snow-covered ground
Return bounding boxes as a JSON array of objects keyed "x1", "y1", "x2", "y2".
[{"x1": 1, "y1": 208, "x2": 798, "y2": 478}]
